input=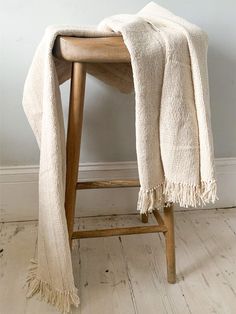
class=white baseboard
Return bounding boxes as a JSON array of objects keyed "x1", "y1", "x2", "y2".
[{"x1": 0, "y1": 158, "x2": 235, "y2": 222}]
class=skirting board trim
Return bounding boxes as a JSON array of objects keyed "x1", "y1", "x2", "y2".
[{"x1": 0, "y1": 158, "x2": 235, "y2": 222}]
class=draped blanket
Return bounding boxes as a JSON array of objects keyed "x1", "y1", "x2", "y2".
[{"x1": 22, "y1": 2, "x2": 217, "y2": 313}]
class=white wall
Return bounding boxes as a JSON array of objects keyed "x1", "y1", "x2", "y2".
[{"x1": 0, "y1": 0, "x2": 236, "y2": 167}]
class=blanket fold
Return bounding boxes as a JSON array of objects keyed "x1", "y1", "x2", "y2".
[{"x1": 22, "y1": 2, "x2": 217, "y2": 312}]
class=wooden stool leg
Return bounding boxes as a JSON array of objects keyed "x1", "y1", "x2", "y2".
[
  {"x1": 163, "y1": 204, "x2": 176, "y2": 283},
  {"x1": 65, "y1": 62, "x2": 86, "y2": 248},
  {"x1": 141, "y1": 213, "x2": 148, "y2": 223}
]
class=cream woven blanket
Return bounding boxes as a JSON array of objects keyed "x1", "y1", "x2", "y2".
[{"x1": 22, "y1": 2, "x2": 217, "y2": 313}]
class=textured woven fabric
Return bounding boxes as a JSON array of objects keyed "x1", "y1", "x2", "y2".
[{"x1": 22, "y1": 2, "x2": 217, "y2": 313}]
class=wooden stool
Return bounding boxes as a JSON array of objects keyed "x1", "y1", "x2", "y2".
[{"x1": 53, "y1": 36, "x2": 176, "y2": 284}]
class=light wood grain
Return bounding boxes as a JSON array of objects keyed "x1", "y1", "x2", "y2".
[
  {"x1": 53, "y1": 36, "x2": 131, "y2": 63},
  {"x1": 65, "y1": 62, "x2": 86, "y2": 247},
  {"x1": 77, "y1": 179, "x2": 140, "y2": 189},
  {"x1": 188, "y1": 211, "x2": 236, "y2": 311},
  {"x1": 0, "y1": 222, "x2": 37, "y2": 314},
  {"x1": 153, "y1": 209, "x2": 165, "y2": 225},
  {"x1": 119, "y1": 231, "x2": 186, "y2": 313},
  {"x1": 73, "y1": 218, "x2": 137, "y2": 314},
  {"x1": 2, "y1": 209, "x2": 236, "y2": 313},
  {"x1": 163, "y1": 205, "x2": 176, "y2": 284},
  {"x1": 72, "y1": 224, "x2": 167, "y2": 239},
  {"x1": 175, "y1": 211, "x2": 236, "y2": 313}
]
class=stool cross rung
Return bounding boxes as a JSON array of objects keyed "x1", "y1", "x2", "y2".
[
  {"x1": 77, "y1": 179, "x2": 140, "y2": 190},
  {"x1": 72, "y1": 210, "x2": 167, "y2": 240},
  {"x1": 72, "y1": 224, "x2": 167, "y2": 239}
]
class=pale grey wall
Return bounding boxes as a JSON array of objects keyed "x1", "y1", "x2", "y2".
[{"x1": 0, "y1": 0, "x2": 235, "y2": 166}]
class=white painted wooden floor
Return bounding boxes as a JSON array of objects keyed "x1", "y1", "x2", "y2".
[{"x1": 1, "y1": 208, "x2": 236, "y2": 314}]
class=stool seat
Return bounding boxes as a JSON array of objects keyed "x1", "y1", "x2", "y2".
[{"x1": 53, "y1": 36, "x2": 131, "y2": 63}]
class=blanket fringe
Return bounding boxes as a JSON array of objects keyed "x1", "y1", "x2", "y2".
[
  {"x1": 137, "y1": 184, "x2": 165, "y2": 213},
  {"x1": 137, "y1": 180, "x2": 217, "y2": 213},
  {"x1": 25, "y1": 259, "x2": 80, "y2": 313}
]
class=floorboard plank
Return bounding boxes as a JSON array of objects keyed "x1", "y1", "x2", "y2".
[
  {"x1": 73, "y1": 217, "x2": 136, "y2": 314},
  {"x1": 220, "y1": 208, "x2": 236, "y2": 236},
  {"x1": 1, "y1": 209, "x2": 236, "y2": 314},
  {"x1": 187, "y1": 211, "x2": 236, "y2": 309},
  {"x1": 0, "y1": 222, "x2": 37, "y2": 314},
  {"x1": 176, "y1": 212, "x2": 236, "y2": 313},
  {"x1": 119, "y1": 232, "x2": 189, "y2": 314}
]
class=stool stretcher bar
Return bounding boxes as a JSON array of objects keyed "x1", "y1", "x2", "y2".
[
  {"x1": 72, "y1": 224, "x2": 167, "y2": 239},
  {"x1": 77, "y1": 179, "x2": 140, "y2": 189},
  {"x1": 72, "y1": 210, "x2": 167, "y2": 239}
]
